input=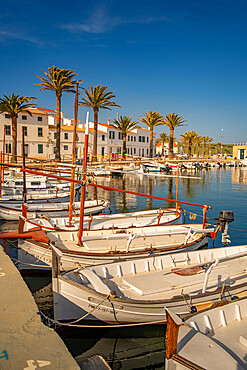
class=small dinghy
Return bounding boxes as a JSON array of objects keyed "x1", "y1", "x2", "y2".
[
  {"x1": 0, "y1": 199, "x2": 108, "y2": 221},
  {"x1": 22, "y1": 208, "x2": 182, "y2": 232},
  {"x1": 52, "y1": 245, "x2": 247, "y2": 324},
  {"x1": 165, "y1": 296, "x2": 247, "y2": 369}
]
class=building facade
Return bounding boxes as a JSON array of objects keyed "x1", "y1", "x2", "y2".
[
  {"x1": 233, "y1": 143, "x2": 247, "y2": 159},
  {"x1": 0, "y1": 109, "x2": 156, "y2": 160}
]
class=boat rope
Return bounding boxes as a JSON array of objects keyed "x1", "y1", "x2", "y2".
[
  {"x1": 63, "y1": 294, "x2": 111, "y2": 324},
  {"x1": 38, "y1": 310, "x2": 167, "y2": 328}
]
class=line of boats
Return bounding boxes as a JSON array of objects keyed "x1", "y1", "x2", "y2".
[{"x1": 1, "y1": 168, "x2": 246, "y2": 368}]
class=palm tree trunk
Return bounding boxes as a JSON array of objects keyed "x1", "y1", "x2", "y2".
[
  {"x1": 123, "y1": 133, "x2": 126, "y2": 158},
  {"x1": 197, "y1": 144, "x2": 200, "y2": 157},
  {"x1": 169, "y1": 128, "x2": 174, "y2": 160},
  {"x1": 188, "y1": 142, "x2": 192, "y2": 158},
  {"x1": 203, "y1": 142, "x2": 206, "y2": 158},
  {"x1": 55, "y1": 94, "x2": 61, "y2": 161},
  {"x1": 92, "y1": 108, "x2": 98, "y2": 161},
  {"x1": 150, "y1": 128, "x2": 153, "y2": 158},
  {"x1": 11, "y1": 116, "x2": 17, "y2": 163}
]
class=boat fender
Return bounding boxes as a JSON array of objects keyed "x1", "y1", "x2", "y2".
[{"x1": 190, "y1": 306, "x2": 197, "y2": 313}]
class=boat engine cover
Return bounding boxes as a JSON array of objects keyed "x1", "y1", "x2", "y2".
[{"x1": 218, "y1": 210, "x2": 234, "y2": 223}]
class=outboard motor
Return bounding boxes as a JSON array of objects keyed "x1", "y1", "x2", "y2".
[{"x1": 217, "y1": 210, "x2": 234, "y2": 245}]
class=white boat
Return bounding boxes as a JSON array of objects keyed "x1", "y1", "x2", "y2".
[
  {"x1": 0, "y1": 189, "x2": 71, "y2": 202},
  {"x1": 165, "y1": 296, "x2": 247, "y2": 369},
  {"x1": 22, "y1": 208, "x2": 182, "y2": 231},
  {"x1": 3, "y1": 175, "x2": 71, "y2": 190},
  {"x1": 52, "y1": 245, "x2": 247, "y2": 324},
  {"x1": 18, "y1": 223, "x2": 214, "y2": 271},
  {"x1": 0, "y1": 199, "x2": 108, "y2": 221}
]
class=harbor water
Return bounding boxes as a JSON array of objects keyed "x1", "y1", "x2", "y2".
[{"x1": 1, "y1": 166, "x2": 247, "y2": 369}]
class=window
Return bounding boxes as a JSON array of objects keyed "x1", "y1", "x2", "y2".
[
  {"x1": 54, "y1": 132, "x2": 57, "y2": 139},
  {"x1": 128, "y1": 135, "x2": 130, "y2": 141},
  {"x1": 5, "y1": 125, "x2": 11, "y2": 135},
  {"x1": 76, "y1": 134, "x2": 79, "y2": 141},
  {"x1": 109, "y1": 131, "x2": 115, "y2": 139},
  {"x1": 139, "y1": 136, "x2": 142, "y2": 142},
  {"x1": 38, "y1": 127, "x2": 43, "y2": 137},
  {"x1": 38, "y1": 144, "x2": 43, "y2": 153},
  {"x1": 5, "y1": 114, "x2": 10, "y2": 119},
  {"x1": 5, "y1": 143, "x2": 11, "y2": 153},
  {"x1": 142, "y1": 136, "x2": 145, "y2": 142},
  {"x1": 134, "y1": 148, "x2": 136, "y2": 154},
  {"x1": 147, "y1": 137, "x2": 149, "y2": 143},
  {"x1": 22, "y1": 115, "x2": 27, "y2": 120},
  {"x1": 102, "y1": 134, "x2": 105, "y2": 141},
  {"x1": 38, "y1": 116, "x2": 42, "y2": 122},
  {"x1": 64, "y1": 133, "x2": 68, "y2": 140},
  {"x1": 31, "y1": 181, "x2": 41, "y2": 186},
  {"x1": 15, "y1": 181, "x2": 23, "y2": 186},
  {"x1": 118, "y1": 132, "x2": 123, "y2": 140},
  {"x1": 134, "y1": 136, "x2": 136, "y2": 142},
  {"x1": 131, "y1": 136, "x2": 133, "y2": 141},
  {"x1": 53, "y1": 147, "x2": 56, "y2": 154},
  {"x1": 64, "y1": 145, "x2": 68, "y2": 150},
  {"x1": 23, "y1": 126, "x2": 27, "y2": 136},
  {"x1": 147, "y1": 149, "x2": 149, "y2": 156}
]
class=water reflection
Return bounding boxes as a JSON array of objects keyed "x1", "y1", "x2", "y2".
[{"x1": 1, "y1": 168, "x2": 247, "y2": 369}]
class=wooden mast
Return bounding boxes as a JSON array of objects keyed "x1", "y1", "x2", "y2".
[
  {"x1": 68, "y1": 83, "x2": 79, "y2": 225},
  {"x1": 78, "y1": 112, "x2": 89, "y2": 245}
]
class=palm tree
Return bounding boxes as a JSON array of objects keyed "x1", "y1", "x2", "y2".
[
  {"x1": 207, "y1": 137, "x2": 213, "y2": 156},
  {"x1": 0, "y1": 94, "x2": 37, "y2": 163},
  {"x1": 217, "y1": 142, "x2": 221, "y2": 156},
  {"x1": 139, "y1": 111, "x2": 164, "y2": 158},
  {"x1": 202, "y1": 136, "x2": 210, "y2": 158},
  {"x1": 157, "y1": 132, "x2": 169, "y2": 156},
  {"x1": 36, "y1": 66, "x2": 80, "y2": 160},
  {"x1": 113, "y1": 116, "x2": 138, "y2": 158},
  {"x1": 80, "y1": 84, "x2": 121, "y2": 161},
  {"x1": 163, "y1": 113, "x2": 187, "y2": 159},
  {"x1": 195, "y1": 135, "x2": 203, "y2": 158},
  {"x1": 181, "y1": 131, "x2": 198, "y2": 158}
]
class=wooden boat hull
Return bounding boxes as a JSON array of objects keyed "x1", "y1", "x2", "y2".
[
  {"x1": 53, "y1": 246, "x2": 247, "y2": 323},
  {"x1": 0, "y1": 200, "x2": 108, "y2": 221},
  {"x1": 23, "y1": 208, "x2": 183, "y2": 232},
  {"x1": 17, "y1": 229, "x2": 208, "y2": 271}
]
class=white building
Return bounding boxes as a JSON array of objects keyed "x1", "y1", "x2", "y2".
[{"x1": 0, "y1": 108, "x2": 156, "y2": 161}]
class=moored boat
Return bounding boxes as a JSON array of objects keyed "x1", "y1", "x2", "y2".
[
  {"x1": 17, "y1": 223, "x2": 214, "y2": 271},
  {"x1": 165, "y1": 296, "x2": 247, "y2": 369},
  {"x1": 51, "y1": 244, "x2": 247, "y2": 324},
  {"x1": 0, "y1": 199, "x2": 108, "y2": 221}
]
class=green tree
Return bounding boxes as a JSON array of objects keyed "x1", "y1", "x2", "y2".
[
  {"x1": 195, "y1": 135, "x2": 203, "y2": 157},
  {"x1": 181, "y1": 131, "x2": 198, "y2": 158},
  {"x1": 139, "y1": 111, "x2": 164, "y2": 158},
  {"x1": 36, "y1": 66, "x2": 80, "y2": 160},
  {"x1": 113, "y1": 116, "x2": 138, "y2": 158},
  {"x1": 163, "y1": 113, "x2": 187, "y2": 159},
  {"x1": 157, "y1": 132, "x2": 169, "y2": 156},
  {"x1": 80, "y1": 85, "x2": 121, "y2": 161},
  {"x1": 0, "y1": 94, "x2": 37, "y2": 163},
  {"x1": 202, "y1": 136, "x2": 210, "y2": 158},
  {"x1": 207, "y1": 137, "x2": 214, "y2": 156}
]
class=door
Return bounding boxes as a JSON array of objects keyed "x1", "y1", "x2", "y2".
[
  {"x1": 101, "y1": 147, "x2": 105, "y2": 156},
  {"x1": 240, "y1": 149, "x2": 245, "y2": 159}
]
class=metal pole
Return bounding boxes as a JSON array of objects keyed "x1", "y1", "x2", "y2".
[
  {"x1": 78, "y1": 112, "x2": 89, "y2": 244},
  {"x1": 22, "y1": 126, "x2": 27, "y2": 204},
  {"x1": 2, "y1": 125, "x2": 5, "y2": 184},
  {"x1": 69, "y1": 83, "x2": 79, "y2": 225}
]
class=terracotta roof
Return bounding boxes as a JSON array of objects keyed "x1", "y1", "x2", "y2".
[{"x1": 36, "y1": 107, "x2": 57, "y2": 113}]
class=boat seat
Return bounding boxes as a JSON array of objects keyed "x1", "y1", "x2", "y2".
[
  {"x1": 121, "y1": 266, "x2": 230, "y2": 296},
  {"x1": 79, "y1": 269, "x2": 111, "y2": 295}
]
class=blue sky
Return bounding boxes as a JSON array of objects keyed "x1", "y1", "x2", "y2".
[{"x1": 0, "y1": 0, "x2": 247, "y2": 143}]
